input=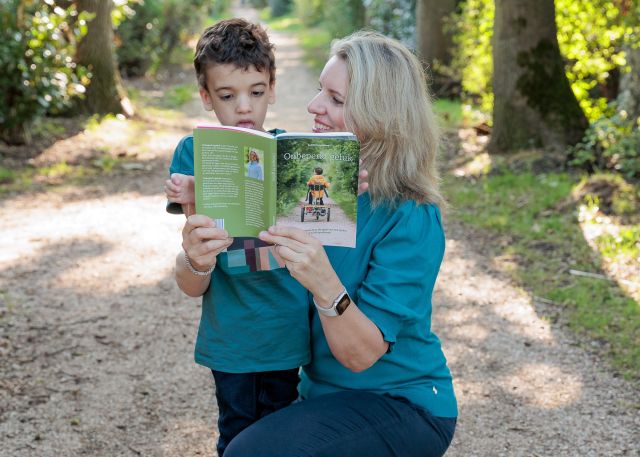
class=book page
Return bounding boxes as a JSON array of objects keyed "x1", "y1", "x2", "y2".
[
  {"x1": 275, "y1": 134, "x2": 359, "y2": 247},
  {"x1": 194, "y1": 127, "x2": 276, "y2": 237}
]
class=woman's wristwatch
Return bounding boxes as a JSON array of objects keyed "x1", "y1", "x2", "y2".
[{"x1": 313, "y1": 288, "x2": 351, "y2": 317}]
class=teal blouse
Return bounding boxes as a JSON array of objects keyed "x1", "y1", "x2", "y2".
[{"x1": 299, "y1": 192, "x2": 458, "y2": 418}]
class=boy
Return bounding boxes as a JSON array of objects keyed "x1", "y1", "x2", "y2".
[
  {"x1": 164, "y1": 19, "x2": 309, "y2": 457},
  {"x1": 307, "y1": 166, "x2": 330, "y2": 205}
]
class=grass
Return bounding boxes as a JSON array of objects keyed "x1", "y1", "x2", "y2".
[
  {"x1": 444, "y1": 169, "x2": 640, "y2": 381},
  {"x1": 434, "y1": 99, "x2": 464, "y2": 129},
  {"x1": 330, "y1": 190, "x2": 357, "y2": 222},
  {"x1": 0, "y1": 153, "x2": 132, "y2": 195}
]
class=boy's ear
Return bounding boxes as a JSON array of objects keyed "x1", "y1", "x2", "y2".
[
  {"x1": 199, "y1": 86, "x2": 214, "y2": 111},
  {"x1": 268, "y1": 81, "x2": 276, "y2": 105}
]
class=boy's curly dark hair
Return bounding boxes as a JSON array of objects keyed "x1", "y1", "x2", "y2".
[{"x1": 194, "y1": 18, "x2": 276, "y2": 90}]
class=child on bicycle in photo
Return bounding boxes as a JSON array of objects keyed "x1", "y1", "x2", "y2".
[{"x1": 307, "y1": 166, "x2": 330, "y2": 205}]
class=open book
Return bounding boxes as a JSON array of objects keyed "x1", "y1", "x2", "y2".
[{"x1": 194, "y1": 125, "x2": 360, "y2": 248}]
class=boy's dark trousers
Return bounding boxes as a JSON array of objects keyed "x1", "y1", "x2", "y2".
[{"x1": 211, "y1": 368, "x2": 300, "y2": 456}]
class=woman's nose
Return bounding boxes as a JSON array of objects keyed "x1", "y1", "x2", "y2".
[{"x1": 307, "y1": 93, "x2": 324, "y2": 115}]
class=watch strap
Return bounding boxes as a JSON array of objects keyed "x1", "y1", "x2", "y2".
[{"x1": 313, "y1": 288, "x2": 350, "y2": 317}]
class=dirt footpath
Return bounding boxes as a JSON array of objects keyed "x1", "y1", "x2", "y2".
[{"x1": 1, "y1": 8, "x2": 639, "y2": 457}]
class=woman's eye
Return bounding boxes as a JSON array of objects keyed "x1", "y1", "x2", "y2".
[{"x1": 332, "y1": 97, "x2": 344, "y2": 106}]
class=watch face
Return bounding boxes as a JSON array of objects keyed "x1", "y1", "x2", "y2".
[{"x1": 336, "y1": 293, "x2": 351, "y2": 315}]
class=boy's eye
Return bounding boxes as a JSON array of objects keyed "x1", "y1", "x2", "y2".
[
  {"x1": 252, "y1": 90, "x2": 265, "y2": 97},
  {"x1": 219, "y1": 94, "x2": 233, "y2": 101}
]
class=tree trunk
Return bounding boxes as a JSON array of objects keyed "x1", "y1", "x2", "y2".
[
  {"x1": 489, "y1": 0, "x2": 587, "y2": 154},
  {"x1": 617, "y1": 43, "x2": 640, "y2": 120},
  {"x1": 415, "y1": 0, "x2": 459, "y2": 96},
  {"x1": 75, "y1": 0, "x2": 132, "y2": 116}
]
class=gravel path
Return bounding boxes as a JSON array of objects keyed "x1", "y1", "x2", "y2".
[{"x1": 1, "y1": 5, "x2": 638, "y2": 457}]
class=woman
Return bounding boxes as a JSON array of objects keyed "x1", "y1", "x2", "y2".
[
  {"x1": 247, "y1": 149, "x2": 263, "y2": 180},
  {"x1": 225, "y1": 31, "x2": 457, "y2": 457}
]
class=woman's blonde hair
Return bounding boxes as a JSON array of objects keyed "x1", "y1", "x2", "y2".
[{"x1": 332, "y1": 31, "x2": 445, "y2": 209}]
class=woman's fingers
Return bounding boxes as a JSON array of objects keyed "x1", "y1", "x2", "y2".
[{"x1": 358, "y1": 160, "x2": 369, "y2": 195}]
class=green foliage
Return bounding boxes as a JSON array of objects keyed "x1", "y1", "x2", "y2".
[
  {"x1": 364, "y1": 0, "x2": 415, "y2": 49},
  {"x1": 596, "y1": 227, "x2": 640, "y2": 260},
  {"x1": 293, "y1": 0, "x2": 324, "y2": 26},
  {"x1": 570, "y1": 112, "x2": 640, "y2": 179},
  {"x1": 115, "y1": 0, "x2": 230, "y2": 77},
  {"x1": 445, "y1": 170, "x2": 640, "y2": 380},
  {"x1": 248, "y1": 0, "x2": 268, "y2": 8},
  {"x1": 0, "y1": 0, "x2": 88, "y2": 144},
  {"x1": 555, "y1": 0, "x2": 626, "y2": 122},
  {"x1": 116, "y1": 0, "x2": 162, "y2": 77},
  {"x1": 450, "y1": 0, "x2": 636, "y2": 121},
  {"x1": 160, "y1": 84, "x2": 194, "y2": 108},
  {"x1": 269, "y1": 0, "x2": 292, "y2": 18},
  {"x1": 450, "y1": 0, "x2": 494, "y2": 114}
]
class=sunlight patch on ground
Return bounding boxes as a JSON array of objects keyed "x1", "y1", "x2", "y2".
[
  {"x1": 578, "y1": 203, "x2": 640, "y2": 301},
  {"x1": 491, "y1": 295, "x2": 555, "y2": 343},
  {"x1": 452, "y1": 152, "x2": 492, "y2": 177},
  {"x1": 500, "y1": 363, "x2": 583, "y2": 408},
  {"x1": 0, "y1": 194, "x2": 183, "y2": 294}
]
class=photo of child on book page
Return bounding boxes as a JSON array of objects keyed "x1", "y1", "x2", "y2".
[{"x1": 275, "y1": 136, "x2": 359, "y2": 247}]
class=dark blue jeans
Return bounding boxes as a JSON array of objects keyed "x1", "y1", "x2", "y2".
[
  {"x1": 224, "y1": 390, "x2": 456, "y2": 457},
  {"x1": 211, "y1": 368, "x2": 300, "y2": 456}
]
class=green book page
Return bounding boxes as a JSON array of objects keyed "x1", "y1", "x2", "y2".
[
  {"x1": 274, "y1": 133, "x2": 360, "y2": 247},
  {"x1": 194, "y1": 127, "x2": 276, "y2": 236}
]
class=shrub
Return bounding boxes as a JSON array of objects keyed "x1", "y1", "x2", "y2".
[
  {"x1": 364, "y1": 0, "x2": 415, "y2": 49},
  {"x1": 0, "y1": 0, "x2": 87, "y2": 145},
  {"x1": 570, "y1": 112, "x2": 640, "y2": 179},
  {"x1": 115, "y1": 0, "x2": 229, "y2": 77},
  {"x1": 269, "y1": 0, "x2": 292, "y2": 18},
  {"x1": 116, "y1": 0, "x2": 163, "y2": 77}
]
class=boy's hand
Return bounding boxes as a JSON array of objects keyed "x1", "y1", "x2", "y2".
[
  {"x1": 182, "y1": 215, "x2": 233, "y2": 271},
  {"x1": 165, "y1": 173, "x2": 196, "y2": 205}
]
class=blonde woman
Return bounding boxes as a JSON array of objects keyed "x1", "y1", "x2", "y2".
[
  {"x1": 226, "y1": 31, "x2": 457, "y2": 457},
  {"x1": 247, "y1": 148, "x2": 263, "y2": 180}
]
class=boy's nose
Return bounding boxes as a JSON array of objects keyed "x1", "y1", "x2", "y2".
[{"x1": 237, "y1": 95, "x2": 252, "y2": 113}]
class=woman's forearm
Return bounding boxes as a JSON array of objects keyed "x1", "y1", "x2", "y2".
[
  {"x1": 175, "y1": 251, "x2": 212, "y2": 297},
  {"x1": 313, "y1": 284, "x2": 388, "y2": 372}
]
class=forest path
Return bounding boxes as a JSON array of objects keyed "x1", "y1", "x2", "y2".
[
  {"x1": 0, "y1": 4, "x2": 638, "y2": 457},
  {"x1": 276, "y1": 196, "x2": 357, "y2": 248}
]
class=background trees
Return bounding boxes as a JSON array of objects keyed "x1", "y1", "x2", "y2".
[
  {"x1": 75, "y1": 0, "x2": 131, "y2": 116},
  {"x1": 489, "y1": 0, "x2": 587, "y2": 153},
  {"x1": 2, "y1": 0, "x2": 639, "y2": 179}
]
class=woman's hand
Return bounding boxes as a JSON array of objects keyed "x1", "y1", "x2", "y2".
[
  {"x1": 259, "y1": 226, "x2": 342, "y2": 300},
  {"x1": 358, "y1": 159, "x2": 368, "y2": 195}
]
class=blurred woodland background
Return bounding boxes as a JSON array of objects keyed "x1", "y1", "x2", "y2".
[{"x1": 1, "y1": 0, "x2": 638, "y2": 381}]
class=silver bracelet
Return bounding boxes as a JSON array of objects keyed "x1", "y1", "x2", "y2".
[{"x1": 183, "y1": 251, "x2": 214, "y2": 276}]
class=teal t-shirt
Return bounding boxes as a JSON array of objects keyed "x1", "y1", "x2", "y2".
[
  {"x1": 169, "y1": 133, "x2": 310, "y2": 373},
  {"x1": 299, "y1": 192, "x2": 458, "y2": 418}
]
